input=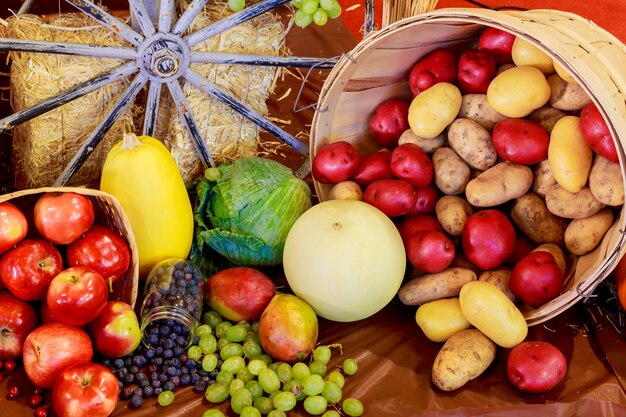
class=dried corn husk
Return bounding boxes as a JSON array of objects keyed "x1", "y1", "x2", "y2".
[{"x1": 382, "y1": 0, "x2": 439, "y2": 27}]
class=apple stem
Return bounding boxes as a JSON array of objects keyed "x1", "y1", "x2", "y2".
[{"x1": 108, "y1": 278, "x2": 113, "y2": 293}]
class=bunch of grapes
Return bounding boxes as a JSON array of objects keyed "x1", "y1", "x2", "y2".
[{"x1": 226, "y1": 0, "x2": 342, "y2": 28}]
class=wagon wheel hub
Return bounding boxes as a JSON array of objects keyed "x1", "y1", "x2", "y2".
[{"x1": 138, "y1": 33, "x2": 190, "y2": 83}]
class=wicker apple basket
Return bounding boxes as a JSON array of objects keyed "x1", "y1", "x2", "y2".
[
  {"x1": 0, "y1": 187, "x2": 139, "y2": 308},
  {"x1": 310, "y1": 8, "x2": 626, "y2": 325}
]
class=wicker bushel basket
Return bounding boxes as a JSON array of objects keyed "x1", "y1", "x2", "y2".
[
  {"x1": 310, "y1": 8, "x2": 626, "y2": 325},
  {"x1": 0, "y1": 187, "x2": 139, "y2": 308}
]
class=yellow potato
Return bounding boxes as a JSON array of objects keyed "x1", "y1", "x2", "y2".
[
  {"x1": 565, "y1": 207, "x2": 614, "y2": 256},
  {"x1": 415, "y1": 298, "x2": 471, "y2": 343},
  {"x1": 432, "y1": 148, "x2": 471, "y2": 196},
  {"x1": 431, "y1": 329, "x2": 497, "y2": 391},
  {"x1": 435, "y1": 195, "x2": 474, "y2": 236},
  {"x1": 553, "y1": 60, "x2": 578, "y2": 84},
  {"x1": 409, "y1": 82, "x2": 462, "y2": 139},
  {"x1": 547, "y1": 73, "x2": 591, "y2": 111},
  {"x1": 531, "y1": 159, "x2": 557, "y2": 198},
  {"x1": 548, "y1": 116, "x2": 593, "y2": 193},
  {"x1": 545, "y1": 184, "x2": 605, "y2": 219},
  {"x1": 328, "y1": 181, "x2": 363, "y2": 201},
  {"x1": 398, "y1": 267, "x2": 477, "y2": 306},
  {"x1": 512, "y1": 37, "x2": 555, "y2": 74},
  {"x1": 478, "y1": 268, "x2": 516, "y2": 303},
  {"x1": 447, "y1": 118, "x2": 498, "y2": 171},
  {"x1": 487, "y1": 66, "x2": 551, "y2": 118},
  {"x1": 589, "y1": 155, "x2": 625, "y2": 206},
  {"x1": 465, "y1": 162, "x2": 533, "y2": 207},
  {"x1": 459, "y1": 281, "x2": 528, "y2": 348},
  {"x1": 398, "y1": 129, "x2": 445, "y2": 154}
]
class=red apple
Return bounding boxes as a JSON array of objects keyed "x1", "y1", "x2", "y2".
[
  {"x1": 462, "y1": 210, "x2": 516, "y2": 270},
  {"x1": 312, "y1": 141, "x2": 361, "y2": 184},
  {"x1": 0, "y1": 290, "x2": 38, "y2": 359},
  {"x1": 34, "y1": 192, "x2": 95, "y2": 245},
  {"x1": 369, "y1": 98, "x2": 410, "y2": 149},
  {"x1": 205, "y1": 267, "x2": 276, "y2": 322},
  {"x1": 478, "y1": 27, "x2": 516, "y2": 65},
  {"x1": 509, "y1": 251, "x2": 564, "y2": 308},
  {"x1": 47, "y1": 267, "x2": 109, "y2": 327},
  {"x1": 409, "y1": 49, "x2": 458, "y2": 96},
  {"x1": 457, "y1": 49, "x2": 496, "y2": 94},
  {"x1": 0, "y1": 202, "x2": 28, "y2": 256},
  {"x1": 507, "y1": 341, "x2": 567, "y2": 393},
  {"x1": 405, "y1": 230, "x2": 455, "y2": 273},
  {"x1": 22, "y1": 322, "x2": 93, "y2": 389},
  {"x1": 579, "y1": 101, "x2": 618, "y2": 162},
  {"x1": 40, "y1": 297, "x2": 59, "y2": 324},
  {"x1": 390, "y1": 143, "x2": 434, "y2": 188},
  {"x1": 52, "y1": 362, "x2": 119, "y2": 417},
  {"x1": 67, "y1": 225, "x2": 131, "y2": 286},
  {"x1": 351, "y1": 151, "x2": 393, "y2": 187},
  {"x1": 88, "y1": 301, "x2": 141, "y2": 358},
  {"x1": 0, "y1": 238, "x2": 64, "y2": 301}
]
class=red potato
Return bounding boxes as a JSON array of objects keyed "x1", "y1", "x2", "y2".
[
  {"x1": 390, "y1": 143, "x2": 434, "y2": 188},
  {"x1": 397, "y1": 214, "x2": 445, "y2": 243},
  {"x1": 351, "y1": 150, "x2": 393, "y2": 187},
  {"x1": 369, "y1": 98, "x2": 411, "y2": 149},
  {"x1": 509, "y1": 251, "x2": 564, "y2": 308},
  {"x1": 507, "y1": 341, "x2": 567, "y2": 393},
  {"x1": 478, "y1": 27, "x2": 516, "y2": 65},
  {"x1": 409, "y1": 49, "x2": 458, "y2": 96},
  {"x1": 405, "y1": 230, "x2": 455, "y2": 273},
  {"x1": 363, "y1": 179, "x2": 417, "y2": 217},
  {"x1": 462, "y1": 210, "x2": 516, "y2": 270},
  {"x1": 579, "y1": 101, "x2": 619, "y2": 162},
  {"x1": 312, "y1": 141, "x2": 361, "y2": 184},
  {"x1": 492, "y1": 118, "x2": 550, "y2": 164},
  {"x1": 457, "y1": 49, "x2": 497, "y2": 94},
  {"x1": 411, "y1": 184, "x2": 440, "y2": 215}
]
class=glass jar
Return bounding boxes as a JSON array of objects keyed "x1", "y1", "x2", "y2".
[{"x1": 139, "y1": 258, "x2": 204, "y2": 349}]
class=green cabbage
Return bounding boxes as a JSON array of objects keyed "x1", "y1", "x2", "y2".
[{"x1": 192, "y1": 157, "x2": 311, "y2": 267}]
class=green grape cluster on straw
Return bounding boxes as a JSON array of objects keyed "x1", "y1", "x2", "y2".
[{"x1": 293, "y1": 0, "x2": 343, "y2": 28}]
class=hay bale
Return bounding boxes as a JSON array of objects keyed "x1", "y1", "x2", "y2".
[
  {"x1": 163, "y1": 1, "x2": 285, "y2": 185},
  {"x1": 7, "y1": 12, "x2": 132, "y2": 189}
]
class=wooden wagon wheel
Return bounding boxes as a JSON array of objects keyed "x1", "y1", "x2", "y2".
[{"x1": 0, "y1": 0, "x2": 375, "y2": 185}]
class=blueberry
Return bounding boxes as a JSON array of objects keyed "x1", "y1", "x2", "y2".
[
  {"x1": 192, "y1": 381, "x2": 207, "y2": 393},
  {"x1": 161, "y1": 339, "x2": 175, "y2": 350},
  {"x1": 170, "y1": 376, "x2": 180, "y2": 387},
  {"x1": 145, "y1": 349, "x2": 156, "y2": 359},
  {"x1": 163, "y1": 380, "x2": 175, "y2": 391},
  {"x1": 128, "y1": 365, "x2": 140, "y2": 375},
  {"x1": 158, "y1": 373, "x2": 168, "y2": 383},
  {"x1": 133, "y1": 355, "x2": 148, "y2": 367},
  {"x1": 152, "y1": 357, "x2": 164, "y2": 367},
  {"x1": 186, "y1": 359, "x2": 198, "y2": 369},
  {"x1": 147, "y1": 334, "x2": 159, "y2": 346},
  {"x1": 163, "y1": 349, "x2": 174, "y2": 359},
  {"x1": 142, "y1": 386, "x2": 154, "y2": 398},
  {"x1": 135, "y1": 372, "x2": 147, "y2": 381},
  {"x1": 180, "y1": 374, "x2": 191, "y2": 386},
  {"x1": 124, "y1": 357, "x2": 133, "y2": 367},
  {"x1": 115, "y1": 368, "x2": 127, "y2": 380},
  {"x1": 113, "y1": 358, "x2": 125, "y2": 369},
  {"x1": 173, "y1": 346, "x2": 184, "y2": 357},
  {"x1": 123, "y1": 373, "x2": 135, "y2": 385},
  {"x1": 151, "y1": 379, "x2": 161, "y2": 389},
  {"x1": 160, "y1": 326, "x2": 171, "y2": 337},
  {"x1": 129, "y1": 395, "x2": 143, "y2": 409},
  {"x1": 139, "y1": 379, "x2": 150, "y2": 389},
  {"x1": 153, "y1": 387, "x2": 163, "y2": 397},
  {"x1": 132, "y1": 387, "x2": 143, "y2": 398},
  {"x1": 120, "y1": 386, "x2": 134, "y2": 400}
]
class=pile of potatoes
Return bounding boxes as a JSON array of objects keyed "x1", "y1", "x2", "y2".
[{"x1": 312, "y1": 26, "x2": 625, "y2": 392}]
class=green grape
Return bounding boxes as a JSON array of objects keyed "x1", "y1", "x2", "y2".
[
  {"x1": 187, "y1": 345, "x2": 202, "y2": 361},
  {"x1": 272, "y1": 391, "x2": 296, "y2": 412},
  {"x1": 269, "y1": 389, "x2": 282, "y2": 399},
  {"x1": 302, "y1": 374, "x2": 325, "y2": 396},
  {"x1": 225, "y1": 324, "x2": 248, "y2": 342},
  {"x1": 230, "y1": 378, "x2": 246, "y2": 396},
  {"x1": 313, "y1": 8, "x2": 328, "y2": 26},
  {"x1": 204, "y1": 310, "x2": 223, "y2": 329},
  {"x1": 228, "y1": 0, "x2": 246, "y2": 12},
  {"x1": 258, "y1": 368, "x2": 281, "y2": 393},
  {"x1": 268, "y1": 361, "x2": 282, "y2": 373},
  {"x1": 196, "y1": 324, "x2": 213, "y2": 338},
  {"x1": 253, "y1": 396, "x2": 275, "y2": 414},
  {"x1": 303, "y1": 395, "x2": 328, "y2": 415},
  {"x1": 237, "y1": 367, "x2": 255, "y2": 384},
  {"x1": 217, "y1": 337, "x2": 231, "y2": 350},
  {"x1": 220, "y1": 342, "x2": 244, "y2": 361},
  {"x1": 342, "y1": 398, "x2": 364, "y2": 416},
  {"x1": 236, "y1": 320, "x2": 251, "y2": 331},
  {"x1": 242, "y1": 340, "x2": 262, "y2": 358},
  {"x1": 245, "y1": 380, "x2": 264, "y2": 399},
  {"x1": 231, "y1": 388, "x2": 253, "y2": 414},
  {"x1": 248, "y1": 358, "x2": 268, "y2": 375},
  {"x1": 244, "y1": 332, "x2": 261, "y2": 345},
  {"x1": 292, "y1": 362, "x2": 310, "y2": 380},
  {"x1": 215, "y1": 321, "x2": 233, "y2": 339},
  {"x1": 327, "y1": 371, "x2": 345, "y2": 388},
  {"x1": 157, "y1": 390, "x2": 174, "y2": 406},
  {"x1": 204, "y1": 167, "x2": 221, "y2": 181},
  {"x1": 267, "y1": 410, "x2": 287, "y2": 417},
  {"x1": 222, "y1": 356, "x2": 246, "y2": 375},
  {"x1": 202, "y1": 409, "x2": 226, "y2": 417},
  {"x1": 199, "y1": 334, "x2": 218, "y2": 354},
  {"x1": 326, "y1": 0, "x2": 341, "y2": 19},
  {"x1": 216, "y1": 370, "x2": 235, "y2": 385},
  {"x1": 322, "y1": 411, "x2": 341, "y2": 417},
  {"x1": 202, "y1": 353, "x2": 218, "y2": 372},
  {"x1": 301, "y1": 0, "x2": 319, "y2": 14},
  {"x1": 205, "y1": 382, "x2": 230, "y2": 403},
  {"x1": 309, "y1": 360, "x2": 327, "y2": 377},
  {"x1": 252, "y1": 353, "x2": 273, "y2": 366},
  {"x1": 292, "y1": 0, "x2": 304, "y2": 7},
  {"x1": 321, "y1": 380, "x2": 342, "y2": 404},
  {"x1": 294, "y1": 9, "x2": 313, "y2": 28},
  {"x1": 319, "y1": 0, "x2": 333, "y2": 11},
  {"x1": 283, "y1": 379, "x2": 305, "y2": 401},
  {"x1": 313, "y1": 346, "x2": 332, "y2": 364},
  {"x1": 250, "y1": 321, "x2": 260, "y2": 332},
  {"x1": 276, "y1": 363, "x2": 293, "y2": 384},
  {"x1": 342, "y1": 358, "x2": 358, "y2": 376},
  {"x1": 240, "y1": 406, "x2": 261, "y2": 417}
]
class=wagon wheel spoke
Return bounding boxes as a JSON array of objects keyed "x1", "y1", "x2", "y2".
[
  {"x1": 166, "y1": 79, "x2": 216, "y2": 168},
  {"x1": 143, "y1": 81, "x2": 162, "y2": 137},
  {"x1": 184, "y1": 0, "x2": 291, "y2": 47},
  {"x1": 54, "y1": 72, "x2": 148, "y2": 186},
  {"x1": 64, "y1": 0, "x2": 144, "y2": 46},
  {"x1": 171, "y1": 0, "x2": 209, "y2": 36},
  {"x1": 159, "y1": 0, "x2": 176, "y2": 33},
  {"x1": 128, "y1": 0, "x2": 156, "y2": 37},
  {"x1": 0, "y1": 38, "x2": 136, "y2": 60},
  {"x1": 0, "y1": 61, "x2": 138, "y2": 134},
  {"x1": 183, "y1": 68, "x2": 307, "y2": 154},
  {"x1": 190, "y1": 51, "x2": 338, "y2": 69}
]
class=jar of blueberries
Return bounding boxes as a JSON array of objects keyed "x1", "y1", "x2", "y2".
[{"x1": 139, "y1": 258, "x2": 204, "y2": 350}]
